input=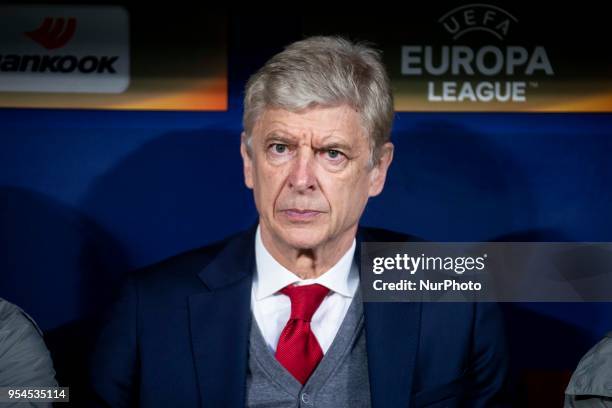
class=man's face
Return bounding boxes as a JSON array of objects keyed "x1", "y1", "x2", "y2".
[{"x1": 241, "y1": 105, "x2": 393, "y2": 251}]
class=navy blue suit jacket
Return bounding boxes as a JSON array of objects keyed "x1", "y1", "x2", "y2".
[{"x1": 89, "y1": 225, "x2": 509, "y2": 407}]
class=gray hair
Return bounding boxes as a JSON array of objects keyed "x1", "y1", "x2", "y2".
[{"x1": 242, "y1": 35, "x2": 394, "y2": 166}]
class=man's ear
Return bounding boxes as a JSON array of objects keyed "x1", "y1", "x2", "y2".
[
  {"x1": 240, "y1": 132, "x2": 254, "y2": 189},
  {"x1": 368, "y1": 142, "x2": 394, "y2": 197}
]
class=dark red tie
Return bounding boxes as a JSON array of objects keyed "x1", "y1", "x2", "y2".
[{"x1": 275, "y1": 283, "x2": 330, "y2": 384}]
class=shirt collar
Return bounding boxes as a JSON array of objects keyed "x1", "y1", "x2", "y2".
[{"x1": 253, "y1": 224, "x2": 358, "y2": 301}]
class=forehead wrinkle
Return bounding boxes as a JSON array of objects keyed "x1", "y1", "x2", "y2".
[
  {"x1": 256, "y1": 106, "x2": 368, "y2": 151},
  {"x1": 265, "y1": 127, "x2": 351, "y2": 150},
  {"x1": 268, "y1": 120, "x2": 342, "y2": 136}
]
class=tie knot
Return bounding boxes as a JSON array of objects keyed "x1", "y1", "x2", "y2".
[{"x1": 280, "y1": 283, "x2": 330, "y2": 322}]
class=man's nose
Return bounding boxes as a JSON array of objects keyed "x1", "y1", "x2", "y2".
[{"x1": 287, "y1": 148, "x2": 316, "y2": 192}]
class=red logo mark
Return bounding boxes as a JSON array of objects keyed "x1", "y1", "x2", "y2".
[{"x1": 25, "y1": 17, "x2": 77, "y2": 50}]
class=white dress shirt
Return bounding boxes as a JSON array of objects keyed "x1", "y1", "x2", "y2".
[{"x1": 251, "y1": 225, "x2": 359, "y2": 354}]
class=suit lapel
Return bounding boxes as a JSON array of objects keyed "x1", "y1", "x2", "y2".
[
  {"x1": 363, "y1": 301, "x2": 422, "y2": 407},
  {"x1": 188, "y1": 226, "x2": 256, "y2": 408},
  {"x1": 358, "y1": 227, "x2": 423, "y2": 408}
]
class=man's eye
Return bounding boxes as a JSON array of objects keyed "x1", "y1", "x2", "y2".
[
  {"x1": 272, "y1": 144, "x2": 288, "y2": 154},
  {"x1": 326, "y1": 149, "x2": 343, "y2": 159}
]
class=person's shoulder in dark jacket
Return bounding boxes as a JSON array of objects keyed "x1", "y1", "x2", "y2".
[{"x1": 0, "y1": 298, "x2": 58, "y2": 391}]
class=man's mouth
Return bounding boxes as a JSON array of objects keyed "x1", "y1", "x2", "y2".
[{"x1": 281, "y1": 209, "x2": 323, "y2": 222}]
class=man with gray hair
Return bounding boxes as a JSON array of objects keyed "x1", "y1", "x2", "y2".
[{"x1": 89, "y1": 36, "x2": 509, "y2": 407}]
